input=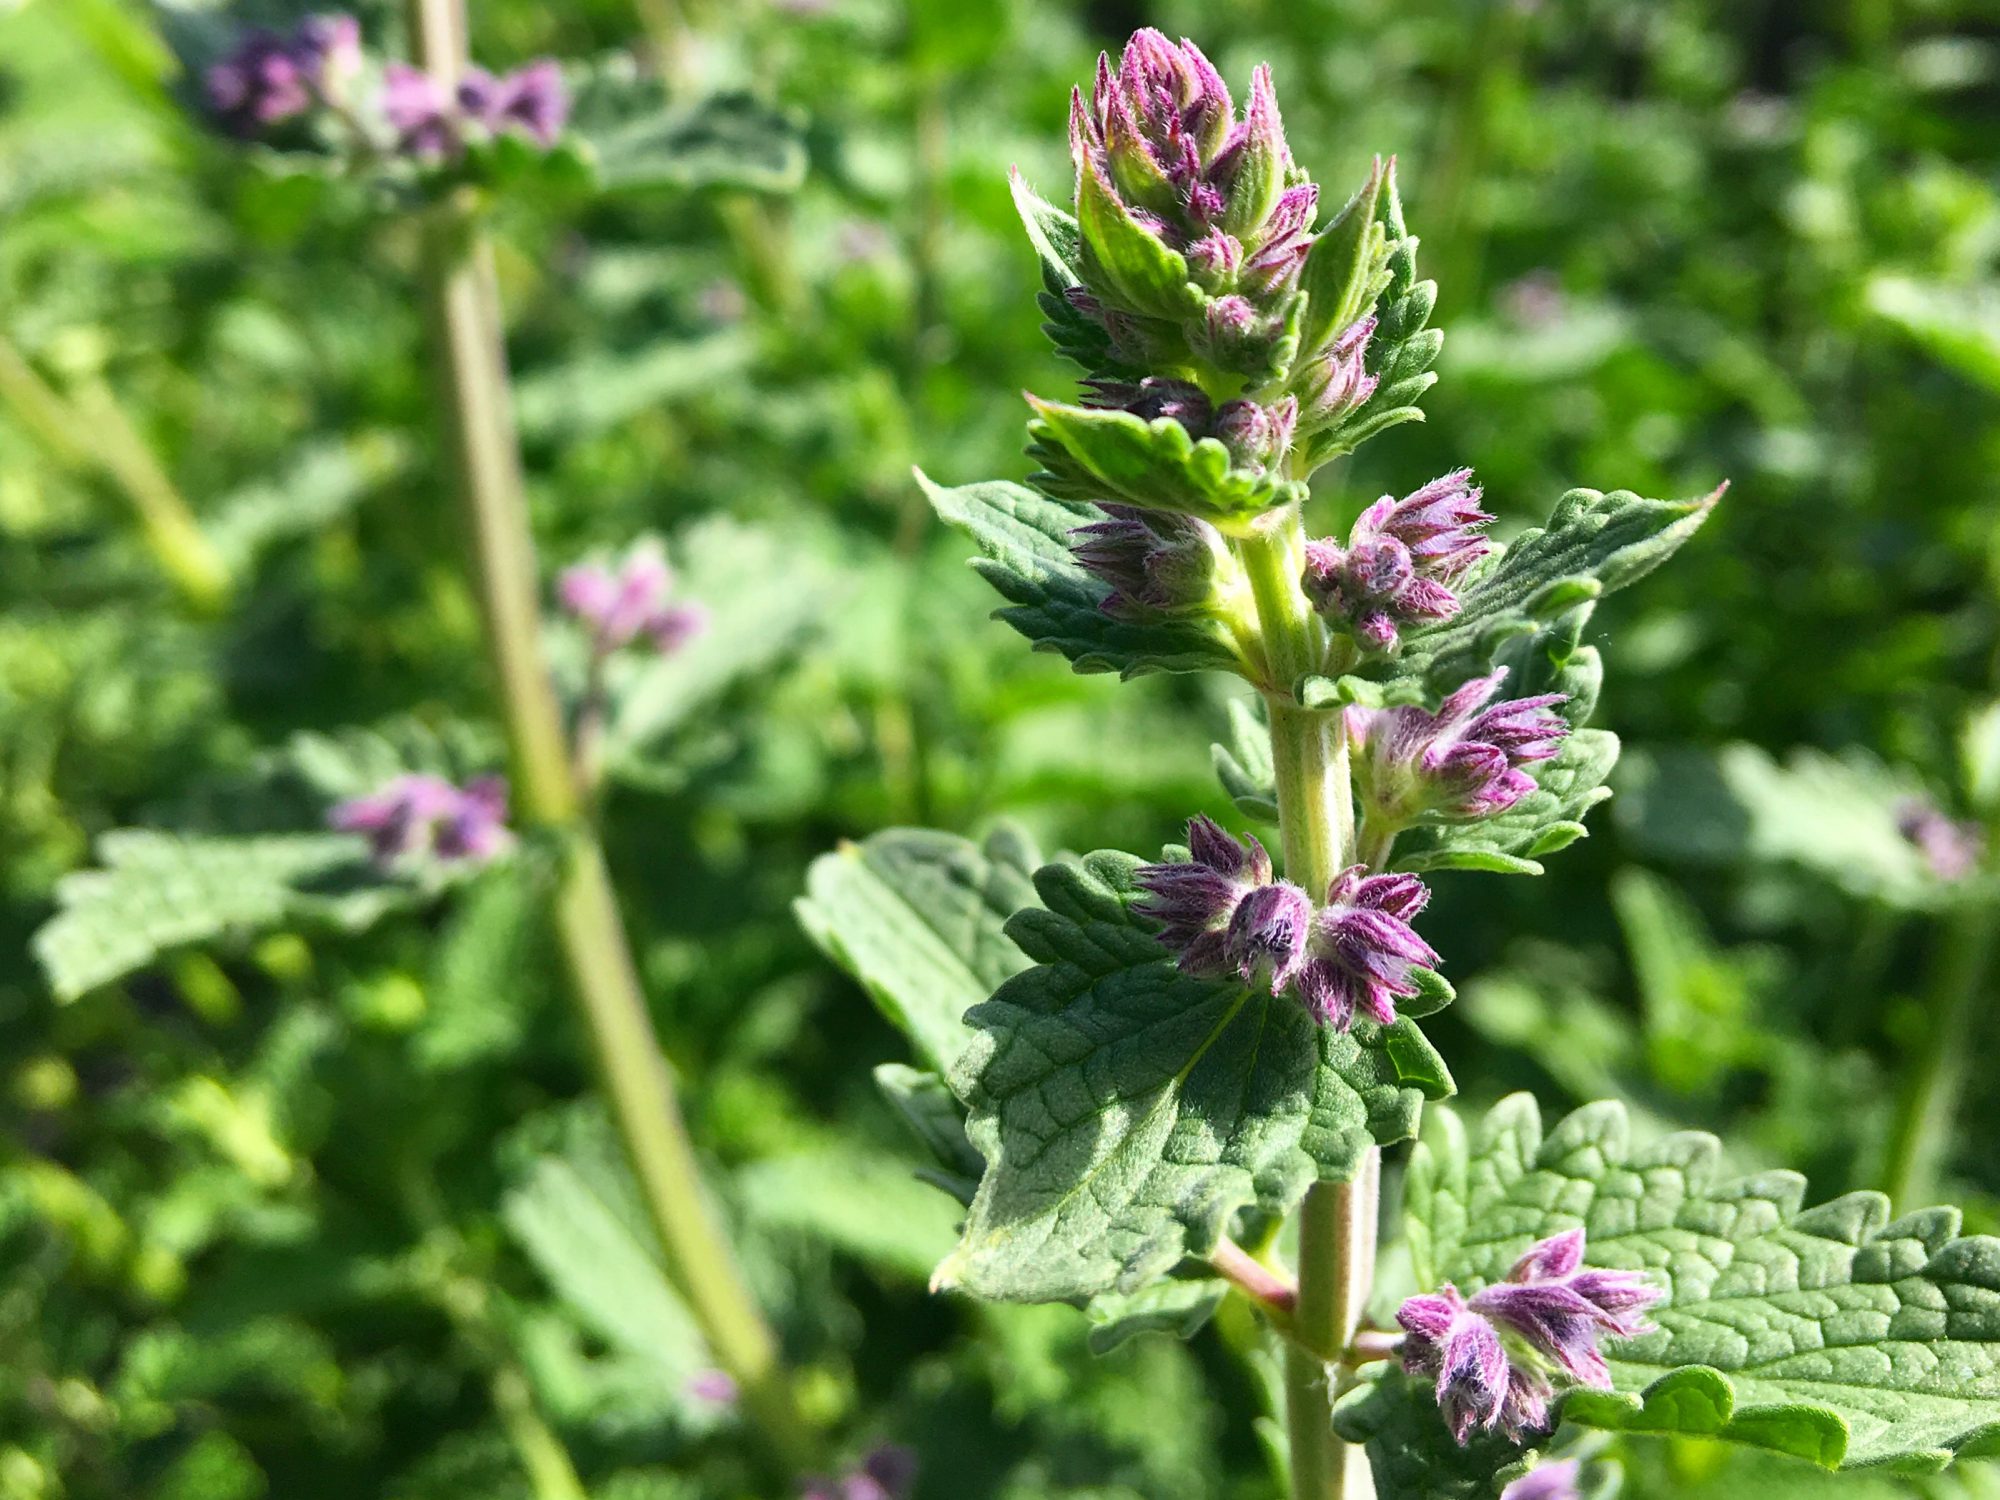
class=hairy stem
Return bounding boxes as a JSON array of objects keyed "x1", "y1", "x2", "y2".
[
  {"x1": 406, "y1": 0, "x2": 814, "y2": 1472},
  {"x1": 1882, "y1": 900, "x2": 1997, "y2": 1210},
  {"x1": 1239, "y1": 511, "x2": 1377, "y2": 1500},
  {"x1": 1209, "y1": 1236, "x2": 1300, "y2": 1322}
]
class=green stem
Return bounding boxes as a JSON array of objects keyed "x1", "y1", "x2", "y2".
[
  {"x1": 1239, "y1": 510, "x2": 1377, "y2": 1500},
  {"x1": 406, "y1": 0, "x2": 815, "y2": 1473},
  {"x1": 1882, "y1": 901, "x2": 1997, "y2": 1210}
]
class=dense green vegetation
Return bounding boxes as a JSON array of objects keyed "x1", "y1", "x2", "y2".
[{"x1": 4, "y1": 1, "x2": 1999, "y2": 1497}]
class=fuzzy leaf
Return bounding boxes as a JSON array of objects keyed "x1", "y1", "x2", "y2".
[
  {"x1": 33, "y1": 831, "x2": 416, "y2": 1002},
  {"x1": 918, "y1": 472, "x2": 1245, "y2": 678},
  {"x1": 1212, "y1": 697, "x2": 1278, "y2": 823},
  {"x1": 1615, "y1": 743, "x2": 1949, "y2": 910},
  {"x1": 1405, "y1": 1094, "x2": 2000, "y2": 1471},
  {"x1": 873, "y1": 1063, "x2": 982, "y2": 1194},
  {"x1": 1010, "y1": 169, "x2": 1123, "y2": 372},
  {"x1": 1086, "y1": 1276, "x2": 1230, "y2": 1354},
  {"x1": 1306, "y1": 486, "x2": 1719, "y2": 710},
  {"x1": 1333, "y1": 1367, "x2": 1546, "y2": 1499},
  {"x1": 1392, "y1": 728, "x2": 1620, "y2": 877},
  {"x1": 1303, "y1": 164, "x2": 1440, "y2": 466},
  {"x1": 936, "y1": 850, "x2": 1451, "y2": 1303},
  {"x1": 567, "y1": 61, "x2": 806, "y2": 194},
  {"x1": 797, "y1": 824, "x2": 1043, "y2": 1079},
  {"x1": 1025, "y1": 396, "x2": 1306, "y2": 529}
]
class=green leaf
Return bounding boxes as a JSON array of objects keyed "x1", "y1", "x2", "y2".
[
  {"x1": 798, "y1": 824, "x2": 1043, "y2": 1079},
  {"x1": 1405, "y1": 1094, "x2": 2000, "y2": 1471},
  {"x1": 567, "y1": 60, "x2": 806, "y2": 194},
  {"x1": 1086, "y1": 1275, "x2": 1230, "y2": 1355},
  {"x1": 1303, "y1": 163, "x2": 1441, "y2": 467},
  {"x1": 415, "y1": 859, "x2": 557, "y2": 1073},
  {"x1": 1074, "y1": 150, "x2": 1201, "y2": 322},
  {"x1": 1211, "y1": 697, "x2": 1278, "y2": 823},
  {"x1": 503, "y1": 1151, "x2": 706, "y2": 1386},
  {"x1": 1392, "y1": 729, "x2": 1620, "y2": 877},
  {"x1": 514, "y1": 333, "x2": 754, "y2": 444},
  {"x1": 918, "y1": 472, "x2": 1245, "y2": 679},
  {"x1": 1294, "y1": 157, "x2": 1390, "y2": 364},
  {"x1": 1867, "y1": 275, "x2": 2000, "y2": 396},
  {"x1": 1308, "y1": 486, "x2": 1719, "y2": 709},
  {"x1": 1615, "y1": 743, "x2": 1949, "y2": 909},
  {"x1": 1332, "y1": 1366, "x2": 1545, "y2": 1499},
  {"x1": 205, "y1": 432, "x2": 411, "y2": 572},
  {"x1": 33, "y1": 831, "x2": 413, "y2": 1002},
  {"x1": 936, "y1": 850, "x2": 1451, "y2": 1303},
  {"x1": 1010, "y1": 168, "x2": 1121, "y2": 372},
  {"x1": 873, "y1": 1063, "x2": 983, "y2": 1193},
  {"x1": 1026, "y1": 395, "x2": 1306, "y2": 530},
  {"x1": 603, "y1": 517, "x2": 842, "y2": 774},
  {"x1": 737, "y1": 1145, "x2": 965, "y2": 1283}
]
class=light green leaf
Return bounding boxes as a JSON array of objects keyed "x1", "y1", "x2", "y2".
[
  {"x1": 1303, "y1": 164, "x2": 1441, "y2": 466},
  {"x1": 797, "y1": 824, "x2": 1043, "y2": 1079},
  {"x1": 1405, "y1": 1094, "x2": 2000, "y2": 1470},
  {"x1": 1211, "y1": 697, "x2": 1278, "y2": 823},
  {"x1": 416, "y1": 859, "x2": 557, "y2": 1073},
  {"x1": 1307, "y1": 486, "x2": 1719, "y2": 710},
  {"x1": 919, "y1": 472, "x2": 1246, "y2": 678},
  {"x1": 1295, "y1": 158, "x2": 1390, "y2": 365},
  {"x1": 1615, "y1": 743, "x2": 1950, "y2": 909},
  {"x1": 567, "y1": 60, "x2": 806, "y2": 194},
  {"x1": 1074, "y1": 151, "x2": 1201, "y2": 322},
  {"x1": 514, "y1": 333, "x2": 754, "y2": 444},
  {"x1": 1086, "y1": 1276, "x2": 1230, "y2": 1355},
  {"x1": 1026, "y1": 396, "x2": 1305, "y2": 531},
  {"x1": 33, "y1": 831, "x2": 411, "y2": 1002},
  {"x1": 1332, "y1": 1366, "x2": 1546, "y2": 1499},
  {"x1": 603, "y1": 517, "x2": 841, "y2": 773},
  {"x1": 936, "y1": 850, "x2": 1451, "y2": 1303},
  {"x1": 873, "y1": 1063, "x2": 982, "y2": 1193},
  {"x1": 1392, "y1": 729, "x2": 1619, "y2": 877},
  {"x1": 1867, "y1": 275, "x2": 2000, "y2": 396},
  {"x1": 503, "y1": 1152, "x2": 706, "y2": 1385},
  {"x1": 1010, "y1": 169, "x2": 1121, "y2": 372},
  {"x1": 736, "y1": 1146, "x2": 964, "y2": 1283},
  {"x1": 205, "y1": 432, "x2": 411, "y2": 571}
]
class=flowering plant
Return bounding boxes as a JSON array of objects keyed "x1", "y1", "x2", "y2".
[{"x1": 803, "y1": 30, "x2": 2000, "y2": 1499}]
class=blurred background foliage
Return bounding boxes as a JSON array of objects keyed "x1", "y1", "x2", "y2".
[{"x1": 3, "y1": 0, "x2": 2000, "y2": 1496}]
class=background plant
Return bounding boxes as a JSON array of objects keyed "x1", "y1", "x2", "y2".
[{"x1": 5, "y1": 2, "x2": 2000, "y2": 1499}]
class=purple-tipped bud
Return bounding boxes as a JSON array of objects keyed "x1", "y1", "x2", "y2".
[
  {"x1": 1222, "y1": 880, "x2": 1314, "y2": 989},
  {"x1": 1080, "y1": 375, "x2": 1212, "y2": 430},
  {"x1": 383, "y1": 62, "x2": 457, "y2": 157},
  {"x1": 800, "y1": 1445, "x2": 918, "y2": 1500},
  {"x1": 485, "y1": 60, "x2": 570, "y2": 146},
  {"x1": 1350, "y1": 669, "x2": 1570, "y2": 823},
  {"x1": 1303, "y1": 470, "x2": 1495, "y2": 652},
  {"x1": 1069, "y1": 505, "x2": 1226, "y2": 619},
  {"x1": 558, "y1": 542, "x2": 708, "y2": 657},
  {"x1": 1214, "y1": 397, "x2": 1298, "y2": 473},
  {"x1": 1500, "y1": 1460, "x2": 1582, "y2": 1500},
  {"x1": 205, "y1": 14, "x2": 361, "y2": 136},
  {"x1": 1397, "y1": 1286, "x2": 1518, "y2": 1445},
  {"x1": 1134, "y1": 816, "x2": 1276, "y2": 978},
  {"x1": 1896, "y1": 799, "x2": 1986, "y2": 883},
  {"x1": 1294, "y1": 316, "x2": 1379, "y2": 427},
  {"x1": 329, "y1": 773, "x2": 512, "y2": 868},
  {"x1": 1190, "y1": 293, "x2": 1286, "y2": 375},
  {"x1": 1470, "y1": 1229, "x2": 1662, "y2": 1387},
  {"x1": 1291, "y1": 866, "x2": 1438, "y2": 1029}
]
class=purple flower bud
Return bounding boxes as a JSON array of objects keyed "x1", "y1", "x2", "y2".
[
  {"x1": 1222, "y1": 880, "x2": 1314, "y2": 989},
  {"x1": 1069, "y1": 505, "x2": 1226, "y2": 619},
  {"x1": 558, "y1": 543, "x2": 708, "y2": 657},
  {"x1": 1397, "y1": 1286, "x2": 1517, "y2": 1445},
  {"x1": 1291, "y1": 867, "x2": 1438, "y2": 1029},
  {"x1": 205, "y1": 14, "x2": 360, "y2": 137},
  {"x1": 1471, "y1": 1228, "x2": 1661, "y2": 1389},
  {"x1": 1500, "y1": 1459, "x2": 1582, "y2": 1500},
  {"x1": 1350, "y1": 669, "x2": 1570, "y2": 822},
  {"x1": 1214, "y1": 397, "x2": 1297, "y2": 473},
  {"x1": 1294, "y1": 316, "x2": 1379, "y2": 427},
  {"x1": 1079, "y1": 376, "x2": 1212, "y2": 430},
  {"x1": 1896, "y1": 799, "x2": 1985, "y2": 883},
  {"x1": 488, "y1": 60, "x2": 570, "y2": 146},
  {"x1": 329, "y1": 773, "x2": 512, "y2": 868},
  {"x1": 1190, "y1": 293, "x2": 1287, "y2": 376},
  {"x1": 684, "y1": 1369, "x2": 739, "y2": 1406},
  {"x1": 383, "y1": 62, "x2": 458, "y2": 157},
  {"x1": 800, "y1": 1446, "x2": 917, "y2": 1500},
  {"x1": 1303, "y1": 470, "x2": 1494, "y2": 652},
  {"x1": 1134, "y1": 816, "x2": 1276, "y2": 978}
]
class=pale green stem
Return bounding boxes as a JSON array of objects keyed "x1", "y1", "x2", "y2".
[
  {"x1": 1882, "y1": 901, "x2": 1997, "y2": 1211},
  {"x1": 406, "y1": 0, "x2": 815, "y2": 1472},
  {"x1": 1238, "y1": 510, "x2": 1378, "y2": 1500},
  {"x1": 0, "y1": 335, "x2": 230, "y2": 612}
]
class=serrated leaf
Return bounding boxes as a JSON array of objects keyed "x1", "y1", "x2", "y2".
[
  {"x1": 1615, "y1": 743, "x2": 1947, "y2": 909},
  {"x1": 1303, "y1": 163, "x2": 1440, "y2": 467},
  {"x1": 33, "y1": 831, "x2": 414, "y2": 1002},
  {"x1": 1333, "y1": 1366, "x2": 1545, "y2": 1499},
  {"x1": 1212, "y1": 697, "x2": 1278, "y2": 823},
  {"x1": 797, "y1": 824, "x2": 1042, "y2": 1079},
  {"x1": 416, "y1": 858, "x2": 557, "y2": 1072},
  {"x1": 1295, "y1": 157, "x2": 1390, "y2": 364},
  {"x1": 918, "y1": 472, "x2": 1245, "y2": 678},
  {"x1": 1025, "y1": 396, "x2": 1305, "y2": 529},
  {"x1": 873, "y1": 1063, "x2": 982, "y2": 1192},
  {"x1": 736, "y1": 1146, "x2": 964, "y2": 1282},
  {"x1": 1086, "y1": 1275, "x2": 1229, "y2": 1354},
  {"x1": 1393, "y1": 729, "x2": 1620, "y2": 876},
  {"x1": 566, "y1": 60, "x2": 805, "y2": 194},
  {"x1": 1405, "y1": 1094, "x2": 2000, "y2": 1470},
  {"x1": 936, "y1": 850, "x2": 1451, "y2": 1304},
  {"x1": 1310, "y1": 486, "x2": 1719, "y2": 709},
  {"x1": 515, "y1": 333, "x2": 754, "y2": 444},
  {"x1": 1009, "y1": 169, "x2": 1122, "y2": 372}
]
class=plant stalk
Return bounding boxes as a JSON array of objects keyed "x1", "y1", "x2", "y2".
[
  {"x1": 1882, "y1": 900, "x2": 1997, "y2": 1210},
  {"x1": 1240, "y1": 511, "x2": 1377, "y2": 1500},
  {"x1": 406, "y1": 0, "x2": 814, "y2": 1472}
]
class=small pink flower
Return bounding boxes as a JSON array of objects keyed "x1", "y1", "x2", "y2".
[
  {"x1": 558, "y1": 543, "x2": 709, "y2": 657},
  {"x1": 328, "y1": 773, "x2": 512, "y2": 868}
]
